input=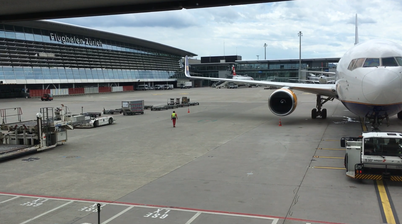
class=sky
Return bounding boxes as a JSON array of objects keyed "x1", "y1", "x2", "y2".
[{"x1": 54, "y1": 0, "x2": 402, "y2": 60}]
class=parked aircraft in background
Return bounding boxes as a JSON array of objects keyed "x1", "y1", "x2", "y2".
[
  {"x1": 185, "y1": 39, "x2": 402, "y2": 130},
  {"x1": 305, "y1": 72, "x2": 336, "y2": 84},
  {"x1": 231, "y1": 65, "x2": 254, "y2": 81}
]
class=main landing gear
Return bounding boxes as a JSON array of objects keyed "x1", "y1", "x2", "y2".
[
  {"x1": 366, "y1": 113, "x2": 389, "y2": 131},
  {"x1": 311, "y1": 95, "x2": 334, "y2": 119}
]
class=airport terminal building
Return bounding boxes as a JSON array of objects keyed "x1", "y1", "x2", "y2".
[
  {"x1": 188, "y1": 55, "x2": 340, "y2": 87},
  {"x1": 0, "y1": 20, "x2": 196, "y2": 98}
]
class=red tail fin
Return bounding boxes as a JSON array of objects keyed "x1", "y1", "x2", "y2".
[{"x1": 232, "y1": 65, "x2": 236, "y2": 76}]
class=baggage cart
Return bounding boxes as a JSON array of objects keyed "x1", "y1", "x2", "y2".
[{"x1": 121, "y1": 100, "x2": 144, "y2": 115}]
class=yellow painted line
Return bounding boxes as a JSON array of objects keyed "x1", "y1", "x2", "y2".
[
  {"x1": 322, "y1": 139, "x2": 339, "y2": 142},
  {"x1": 313, "y1": 156, "x2": 343, "y2": 159},
  {"x1": 359, "y1": 118, "x2": 396, "y2": 223},
  {"x1": 360, "y1": 117, "x2": 368, "y2": 132},
  {"x1": 317, "y1": 148, "x2": 345, "y2": 151},
  {"x1": 376, "y1": 180, "x2": 396, "y2": 224},
  {"x1": 311, "y1": 166, "x2": 345, "y2": 170}
]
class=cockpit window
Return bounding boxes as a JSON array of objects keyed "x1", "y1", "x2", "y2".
[
  {"x1": 395, "y1": 57, "x2": 402, "y2": 66},
  {"x1": 347, "y1": 59, "x2": 356, "y2": 70},
  {"x1": 363, "y1": 58, "x2": 380, "y2": 67},
  {"x1": 354, "y1": 58, "x2": 365, "y2": 69},
  {"x1": 382, "y1": 57, "x2": 398, "y2": 66},
  {"x1": 348, "y1": 58, "x2": 365, "y2": 70}
]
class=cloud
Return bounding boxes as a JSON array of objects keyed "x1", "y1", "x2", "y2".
[{"x1": 55, "y1": 0, "x2": 402, "y2": 60}]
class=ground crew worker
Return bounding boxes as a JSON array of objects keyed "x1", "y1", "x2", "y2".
[{"x1": 171, "y1": 111, "x2": 178, "y2": 127}]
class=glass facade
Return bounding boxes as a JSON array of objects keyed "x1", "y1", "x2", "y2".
[
  {"x1": 189, "y1": 57, "x2": 339, "y2": 86},
  {"x1": 0, "y1": 22, "x2": 189, "y2": 84}
]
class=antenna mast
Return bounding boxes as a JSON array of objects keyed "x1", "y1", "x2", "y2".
[{"x1": 354, "y1": 14, "x2": 359, "y2": 45}]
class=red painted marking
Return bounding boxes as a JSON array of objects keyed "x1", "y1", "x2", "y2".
[{"x1": 0, "y1": 192, "x2": 347, "y2": 224}]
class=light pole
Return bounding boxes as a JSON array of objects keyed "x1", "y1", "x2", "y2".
[
  {"x1": 298, "y1": 31, "x2": 303, "y2": 82},
  {"x1": 264, "y1": 43, "x2": 267, "y2": 60}
]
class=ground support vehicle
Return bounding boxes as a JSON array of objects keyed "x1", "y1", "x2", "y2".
[
  {"x1": 72, "y1": 112, "x2": 114, "y2": 128},
  {"x1": 55, "y1": 106, "x2": 115, "y2": 128},
  {"x1": 164, "y1": 84, "x2": 174, "y2": 90},
  {"x1": 136, "y1": 84, "x2": 149, "y2": 90},
  {"x1": 122, "y1": 100, "x2": 144, "y2": 115},
  {"x1": 227, "y1": 83, "x2": 238, "y2": 89},
  {"x1": 180, "y1": 82, "x2": 192, "y2": 89},
  {"x1": 41, "y1": 93, "x2": 53, "y2": 101},
  {"x1": 168, "y1": 98, "x2": 181, "y2": 106},
  {"x1": 103, "y1": 108, "x2": 122, "y2": 114},
  {"x1": 0, "y1": 107, "x2": 70, "y2": 160},
  {"x1": 213, "y1": 81, "x2": 228, "y2": 89},
  {"x1": 166, "y1": 104, "x2": 177, "y2": 109},
  {"x1": 151, "y1": 105, "x2": 168, "y2": 111},
  {"x1": 341, "y1": 132, "x2": 402, "y2": 181},
  {"x1": 181, "y1": 96, "x2": 190, "y2": 105},
  {"x1": 144, "y1": 105, "x2": 153, "y2": 110},
  {"x1": 189, "y1": 102, "x2": 200, "y2": 106},
  {"x1": 154, "y1": 85, "x2": 164, "y2": 90}
]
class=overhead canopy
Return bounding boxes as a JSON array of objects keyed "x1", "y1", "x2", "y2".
[{"x1": 0, "y1": 0, "x2": 290, "y2": 22}]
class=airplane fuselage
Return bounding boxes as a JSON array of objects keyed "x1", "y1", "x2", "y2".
[
  {"x1": 233, "y1": 75, "x2": 253, "y2": 80},
  {"x1": 336, "y1": 39, "x2": 402, "y2": 119}
]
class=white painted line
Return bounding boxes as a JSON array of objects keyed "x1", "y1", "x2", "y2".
[
  {"x1": 0, "y1": 196, "x2": 19, "y2": 204},
  {"x1": 0, "y1": 193, "x2": 282, "y2": 223},
  {"x1": 185, "y1": 212, "x2": 201, "y2": 224},
  {"x1": 102, "y1": 205, "x2": 134, "y2": 224},
  {"x1": 20, "y1": 201, "x2": 73, "y2": 224}
]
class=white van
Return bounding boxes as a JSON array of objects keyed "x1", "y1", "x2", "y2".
[{"x1": 136, "y1": 84, "x2": 149, "y2": 90}]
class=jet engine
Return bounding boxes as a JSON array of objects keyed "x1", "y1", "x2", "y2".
[{"x1": 268, "y1": 88, "x2": 298, "y2": 116}]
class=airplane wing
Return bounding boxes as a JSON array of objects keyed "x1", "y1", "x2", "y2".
[{"x1": 184, "y1": 56, "x2": 338, "y2": 97}]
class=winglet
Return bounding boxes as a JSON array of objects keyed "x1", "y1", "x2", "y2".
[{"x1": 184, "y1": 55, "x2": 191, "y2": 77}]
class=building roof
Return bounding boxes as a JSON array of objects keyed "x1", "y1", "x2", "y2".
[
  {"x1": 6, "y1": 20, "x2": 197, "y2": 57},
  {"x1": 0, "y1": 0, "x2": 290, "y2": 22},
  {"x1": 237, "y1": 58, "x2": 340, "y2": 64},
  {"x1": 191, "y1": 57, "x2": 341, "y2": 65}
]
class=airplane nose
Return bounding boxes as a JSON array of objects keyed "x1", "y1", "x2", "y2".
[{"x1": 362, "y1": 68, "x2": 402, "y2": 104}]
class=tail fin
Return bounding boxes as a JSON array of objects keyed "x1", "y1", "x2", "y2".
[
  {"x1": 354, "y1": 14, "x2": 359, "y2": 45},
  {"x1": 184, "y1": 56, "x2": 191, "y2": 77},
  {"x1": 232, "y1": 65, "x2": 237, "y2": 76}
]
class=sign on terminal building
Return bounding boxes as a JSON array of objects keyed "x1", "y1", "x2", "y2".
[{"x1": 50, "y1": 33, "x2": 102, "y2": 47}]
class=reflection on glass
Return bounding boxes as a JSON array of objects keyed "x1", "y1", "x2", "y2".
[
  {"x1": 363, "y1": 58, "x2": 380, "y2": 67},
  {"x1": 364, "y1": 138, "x2": 402, "y2": 156}
]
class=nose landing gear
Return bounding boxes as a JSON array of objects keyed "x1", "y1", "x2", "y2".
[{"x1": 312, "y1": 95, "x2": 334, "y2": 119}]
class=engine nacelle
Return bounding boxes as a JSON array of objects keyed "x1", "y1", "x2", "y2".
[{"x1": 268, "y1": 88, "x2": 298, "y2": 116}]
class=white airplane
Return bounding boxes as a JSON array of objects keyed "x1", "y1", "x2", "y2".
[
  {"x1": 231, "y1": 65, "x2": 254, "y2": 80},
  {"x1": 184, "y1": 29, "x2": 402, "y2": 130},
  {"x1": 304, "y1": 72, "x2": 335, "y2": 84}
]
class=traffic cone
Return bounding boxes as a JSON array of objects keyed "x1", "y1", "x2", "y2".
[
  {"x1": 278, "y1": 119, "x2": 282, "y2": 126},
  {"x1": 188, "y1": 107, "x2": 190, "y2": 113}
]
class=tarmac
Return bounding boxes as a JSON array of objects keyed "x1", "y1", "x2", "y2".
[{"x1": 0, "y1": 87, "x2": 401, "y2": 224}]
